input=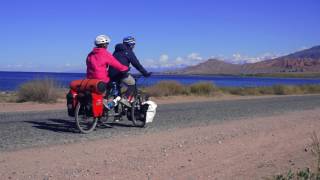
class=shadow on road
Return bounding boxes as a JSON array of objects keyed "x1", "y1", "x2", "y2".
[
  {"x1": 24, "y1": 118, "x2": 136, "y2": 134},
  {"x1": 24, "y1": 119, "x2": 78, "y2": 133},
  {"x1": 106, "y1": 122, "x2": 135, "y2": 128}
]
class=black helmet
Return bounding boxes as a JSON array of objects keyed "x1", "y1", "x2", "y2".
[{"x1": 123, "y1": 36, "x2": 136, "y2": 48}]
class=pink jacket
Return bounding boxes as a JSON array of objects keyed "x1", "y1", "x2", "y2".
[{"x1": 86, "y1": 48, "x2": 128, "y2": 83}]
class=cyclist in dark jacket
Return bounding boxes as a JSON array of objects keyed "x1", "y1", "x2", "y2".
[{"x1": 109, "y1": 36, "x2": 151, "y2": 107}]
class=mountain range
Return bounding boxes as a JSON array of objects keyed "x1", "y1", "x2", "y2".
[{"x1": 170, "y1": 45, "x2": 320, "y2": 75}]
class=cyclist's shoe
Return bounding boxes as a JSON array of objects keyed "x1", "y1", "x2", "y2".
[
  {"x1": 120, "y1": 97, "x2": 131, "y2": 107},
  {"x1": 113, "y1": 116, "x2": 122, "y2": 122},
  {"x1": 103, "y1": 99, "x2": 116, "y2": 110}
]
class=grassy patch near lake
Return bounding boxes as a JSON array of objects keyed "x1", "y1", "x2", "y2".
[
  {"x1": 143, "y1": 81, "x2": 320, "y2": 97},
  {"x1": 189, "y1": 81, "x2": 220, "y2": 96},
  {"x1": 0, "y1": 91, "x2": 18, "y2": 102},
  {"x1": 143, "y1": 81, "x2": 189, "y2": 97},
  {"x1": 1, "y1": 80, "x2": 320, "y2": 103}
]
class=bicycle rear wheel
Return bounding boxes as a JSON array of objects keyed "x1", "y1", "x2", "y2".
[
  {"x1": 75, "y1": 102, "x2": 98, "y2": 133},
  {"x1": 130, "y1": 93, "x2": 147, "y2": 128}
]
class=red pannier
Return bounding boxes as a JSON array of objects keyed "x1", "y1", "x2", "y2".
[
  {"x1": 66, "y1": 79, "x2": 106, "y2": 117},
  {"x1": 90, "y1": 92, "x2": 104, "y2": 117},
  {"x1": 66, "y1": 89, "x2": 78, "y2": 117}
]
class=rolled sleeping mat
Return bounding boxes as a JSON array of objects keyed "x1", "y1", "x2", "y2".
[{"x1": 70, "y1": 79, "x2": 106, "y2": 94}]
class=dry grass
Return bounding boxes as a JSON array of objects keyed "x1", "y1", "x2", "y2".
[
  {"x1": 221, "y1": 87, "x2": 262, "y2": 96},
  {"x1": 189, "y1": 81, "x2": 219, "y2": 96},
  {"x1": 300, "y1": 85, "x2": 320, "y2": 94},
  {"x1": 144, "y1": 81, "x2": 221, "y2": 97},
  {"x1": 272, "y1": 85, "x2": 304, "y2": 95},
  {"x1": 311, "y1": 131, "x2": 320, "y2": 179},
  {"x1": 0, "y1": 92, "x2": 18, "y2": 102},
  {"x1": 144, "y1": 81, "x2": 320, "y2": 97},
  {"x1": 144, "y1": 81, "x2": 187, "y2": 97},
  {"x1": 1, "y1": 80, "x2": 320, "y2": 103},
  {"x1": 221, "y1": 84, "x2": 320, "y2": 96},
  {"x1": 17, "y1": 78, "x2": 62, "y2": 103}
]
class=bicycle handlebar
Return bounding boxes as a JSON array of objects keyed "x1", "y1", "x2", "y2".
[
  {"x1": 132, "y1": 72, "x2": 153, "y2": 80},
  {"x1": 131, "y1": 74, "x2": 143, "y2": 79}
]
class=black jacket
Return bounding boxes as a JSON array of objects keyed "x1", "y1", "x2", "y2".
[{"x1": 109, "y1": 43, "x2": 148, "y2": 79}]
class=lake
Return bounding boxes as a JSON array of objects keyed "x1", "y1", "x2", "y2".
[{"x1": 1, "y1": 71, "x2": 320, "y2": 91}]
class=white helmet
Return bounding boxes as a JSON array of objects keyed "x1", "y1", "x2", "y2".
[{"x1": 95, "y1": 35, "x2": 111, "y2": 45}]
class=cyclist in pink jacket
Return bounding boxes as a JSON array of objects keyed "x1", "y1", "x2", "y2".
[
  {"x1": 86, "y1": 35, "x2": 128, "y2": 83},
  {"x1": 86, "y1": 35, "x2": 128, "y2": 109}
]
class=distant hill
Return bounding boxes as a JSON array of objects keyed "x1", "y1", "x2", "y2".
[
  {"x1": 169, "y1": 45, "x2": 320, "y2": 74},
  {"x1": 242, "y1": 45, "x2": 320, "y2": 73},
  {"x1": 172, "y1": 59, "x2": 242, "y2": 74}
]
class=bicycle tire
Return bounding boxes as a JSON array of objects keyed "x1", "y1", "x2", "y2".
[
  {"x1": 75, "y1": 102, "x2": 98, "y2": 133},
  {"x1": 130, "y1": 93, "x2": 147, "y2": 128}
]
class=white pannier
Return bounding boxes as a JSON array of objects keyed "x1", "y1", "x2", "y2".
[{"x1": 142, "y1": 100, "x2": 157, "y2": 123}]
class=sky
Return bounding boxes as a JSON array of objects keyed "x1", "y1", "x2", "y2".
[{"x1": 0, "y1": 0, "x2": 319, "y2": 72}]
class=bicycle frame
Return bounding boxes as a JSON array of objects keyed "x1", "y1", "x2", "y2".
[{"x1": 74, "y1": 74, "x2": 149, "y2": 133}]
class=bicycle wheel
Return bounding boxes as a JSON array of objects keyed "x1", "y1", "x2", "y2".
[
  {"x1": 130, "y1": 93, "x2": 147, "y2": 128},
  {"x1": 75, "y1": 102, "x2": 98, "y2": 133}
]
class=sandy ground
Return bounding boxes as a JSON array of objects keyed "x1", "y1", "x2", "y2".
[{"x1": 0, "y1": 106, "x2": 319, "y2": 179}]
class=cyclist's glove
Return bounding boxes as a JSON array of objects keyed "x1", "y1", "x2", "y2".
[{"x1": 143, "y1": 72, "x2": 152, "y2": 77}]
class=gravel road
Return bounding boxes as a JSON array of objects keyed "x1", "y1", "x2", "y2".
[{"x1": 1, "y1": 95, "x2": 320, "y2": 152}]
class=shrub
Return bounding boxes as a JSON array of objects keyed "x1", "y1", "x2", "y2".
[
  {"x1": 189, "y1": 82, "x2": 218, "y2": 96},
  {"x1": 144, "y1": 81, "x2": 187, "y2": 97},
  {"x1": 272, "y1": 85, "x2": 303, "y2": 95},
  {"x1": 272, "y1": 85, "x2": 288, "y2": 95},
  {"x1": 300, "y1": 84, "x2": 320, "y2": 94},
  {"x1": 17, "y1": 78, "x2": 61, "y2": 103},
  {"x1": 223, "y1": 87, "x2": 261, "y2": 96},
  {"x1": 257, "y1": 86, "x2": 275, "y2": 95},
  {"x1": 219, "y1": 87, "x2": 238, "y2": 95},
  {"x1": 0, "y1": 91, "x2": 18, "y2": 102},
  {"x1": 241, "y1": 87, "x2": 261, "y2": 96},
  {"x1": 143, "y1": 82, "x2": 320, "y2": 97},
  {"x1": 228, "y1": 87, "x2": 246, "y2": 95}
]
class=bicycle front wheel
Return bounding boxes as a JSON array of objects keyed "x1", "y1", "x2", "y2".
[
  {"x1": 75, "y1": 102, "x2": 98, "y2": 133},
  {"x1": 130, "y1": 93, "x2": 147, "y2": 128}
]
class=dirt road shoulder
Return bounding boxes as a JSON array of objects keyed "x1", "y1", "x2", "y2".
[{"x1": 0, "y1": 107, "x2": 319, "y2": 179}]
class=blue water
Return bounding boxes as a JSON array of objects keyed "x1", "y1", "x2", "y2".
[{"x1": 1, "y1": 71, "x2": 320, "y2": 91}]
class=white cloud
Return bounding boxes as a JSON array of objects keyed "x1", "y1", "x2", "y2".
[
  {"x1": 142, "y1": 51, "x2": 281, "y2": 69},
  {"x1": 159, "y1": 54, "x2": 169, "y2": 63},
  {"x1": 187, "y1": 53, "x2": 203, "y2": 61},
  {"x1": 4, "y1": 64, "x2": 26, "y2": 69},
  {"x1": 143, "y1": 58, "x2": 161, "y2": 68},
  {"x1": 209, "y1": 55, "x2": 226, "y2": 61},
  {"x1": 174, "y1": 56, "x2": 184, "y2": 65},
  {"x1": 224, "y1": 53, "x2": 280, "y2": 64},
  {"x1": 143, "y1": 52, "x2": 206, "y2": 69},
  {"x1": 297, "y1": 46, "x2": 309, "y2": 51}
]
